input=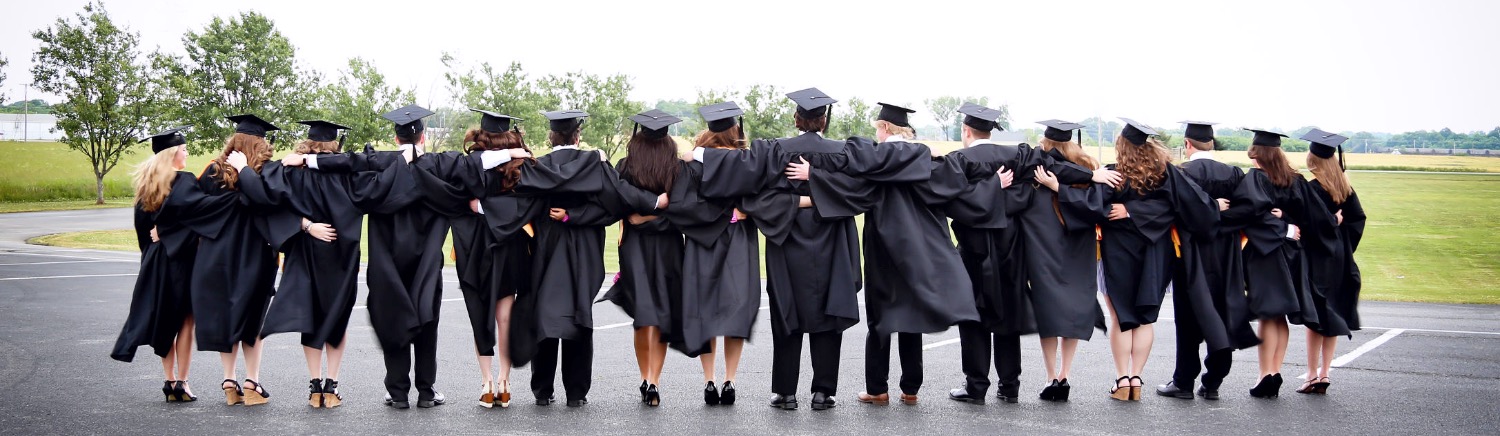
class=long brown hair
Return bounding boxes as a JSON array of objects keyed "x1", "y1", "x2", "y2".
[
  {"x1": 133, "y1": 146, "x2": 180, "y2": 212},
  {"x1": 1040, "y1": 137, "x2": 1099, "y2": 170},
  {"x1": 1307, "y1": 154, "x2": 1352, "y2": 204},
  {"x1": 1113, "y1": 135, "x2": 1169, "y2": 194},
  {"x1": 694, "y1": 128, "x2": 745, "y2": 150},
  {"x1": 465, "y1": 128, "x2": 533, "y2": 192},
  {"x1": 1248, "y1": 145, "x2": 1298, "y2": 188},
  {"x1": 294, "y1": 139, "x2": 341, "y2": 155},
  {"x1": 794, "y1": 111, "x2": 828, "y2": 133},
  {"x1": 619, "y1": 133, "x2": 678, "y2": 194},
  {"x1": 212, "y1": 133, "x2": 273, "y2": 190}
]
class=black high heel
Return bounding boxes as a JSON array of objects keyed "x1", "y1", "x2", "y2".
[
  {"x1": 163, "y1": 381, "x2": 177, "y2": 402},
  {"x1": 174, "y1": 381, "x2": 196, "y2": 402},
  {"x1": 704, "y1": 381, "x2": 720, "y2": 405},
  {"x1": 308, "y1": 379, "x2": 324, "y2": 408},
  {"x1": 639, "y1": 380, "x2": 649, "y2": 404},
  {"x1": 1039, "y1": 379, "x2": 1058, "y2": 401},
  {"x1": 1056, "y1": 379, "x2": 1071, "y2": 402},
  {"x1": 645, "y1": 384, "x2": 661, "y2": 407},
  {"x1": 720, "y1": 381, "x2": 736, "y2": 405},
  {"x1": 1250, "y1": 374, "x2": 1280, "y2": 398}
]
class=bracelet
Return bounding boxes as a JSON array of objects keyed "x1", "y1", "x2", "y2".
[
  {"x1": 302, "y1": 220, "x2": 312, "y2": 232},
  {"x1": 561, "y1": 215, "x2": 570, "y2": 223}
]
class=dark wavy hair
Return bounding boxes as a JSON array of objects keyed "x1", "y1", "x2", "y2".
[
  {"x1": 619, "y1": 133, "x2": 678, "y2": 194},
  {"x1": 465, "y1": 128, "x2": 533, "y2": 192}
]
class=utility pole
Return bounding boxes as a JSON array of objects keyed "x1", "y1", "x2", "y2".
[{"x1": 23, "y1": 84, "x2": 29, "y2": 141}]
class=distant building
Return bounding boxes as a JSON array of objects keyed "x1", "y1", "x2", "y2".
[{"x1": 0, "y1": 114, "x2": 64, "y2": 141}]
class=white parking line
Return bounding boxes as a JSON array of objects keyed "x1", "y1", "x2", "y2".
[
  {"x1": 1330, "y1": 328, "x2": 1405, "y2": 367},
  {"x1": 923, "y1": 338, "x2": 961, "y2": 350},
  {"x1": 0, "y1": 252, "x2": 135, "y2": 262},
  {"x1": 0, "y1": 273, "x2": 137, "y2": 281},
  {"x1": 0, "y1": 260, "x2": 118, "y2": 266}
]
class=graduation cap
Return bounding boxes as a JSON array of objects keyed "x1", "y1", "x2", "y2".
[
  {"x1": 698, "y1": 101, "x2": 744, "y2": 133},
  {"x1": 1302, "y1": 128, "x2": 1349, "y2": 170},
  {"x1": 875, "y1": 102, "x2": 916, "y2": 128},
  {"x1": 1037, "y1": 119, "x2": 1084, "y2": 142},
  {"x1": 471, "y1": 108, "x2": 522, "y2": 134},
  {"x1": 1181, "y1": 120, "x2": 1217, "y2": 143},
  {"x1": 140, "y1": 126, "x2": 189, "y2": 154},
  {"x1": 1118, "y1": 117, "x2": 1158, "y2": 146},
  {"x1": 383, "y1": 104, "x2": 434, "y2": 138},
  {"x1": 959, "y1": 103, "x2": 1003, "y2": 132},
  {"x1": 630, "y1": 109, "x2": 683, "y2": 139},
  {"x1": 786, "y1": 87, "x2": 837, "y2": 118},
  {"x1": 543, "y1": 109, "x2": 588, "y2": 133},
  {"x1": 226, "y1": 114, "x2": 280, "y2": 138},
  {"x1": 299, "y1": 120, "x2": 350, "y2": 144},
  {"x1": 1244, "y1": 128, "x2": 1289, "y2": 147}
]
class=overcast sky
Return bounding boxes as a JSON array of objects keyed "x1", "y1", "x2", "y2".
[{"x1": 3, "y1": 0, "x2": 1497, "y2": 133}]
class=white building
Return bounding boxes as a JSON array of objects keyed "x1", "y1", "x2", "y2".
[{"x1": 0, "y1": 114, "x2": 64, "y2": 141}]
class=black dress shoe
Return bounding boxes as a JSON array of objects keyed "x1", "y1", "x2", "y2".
[
  {"x1": 996, "y1": 384, "x2": 1020, "y2": 404},
  {"x1": 385, "y1": 392, "x2": 410, "y2": 409},
  {"x1": 1156, "y1": 381, "x2": 1195, "y2": 399},
  {"x1": 720, "y1": 381, "x2": 736, "y2": 405},
  {"x1": 810, "y1": 392, "x2": 836, "y2": 410},
  {"x1": 566, "y1": 398, "x2": 588, "y2": 407},
  {"x1": 417, "y1": 392, "x2": 446, "y2": 408},
  {"x1": 536, "y1": 395, "x2": 555, "y2": 406},
  {"x1": 770, "y1": 394, "x2": 798, "y2": 410},
  {"x1": 704, "y1": 381, "x2": 720, "y2": 405},
  {"x1": 949, "y1": 388, "x2": 986, "y2": 404},
  {"x1": 1197, "y1": 385, "x2": 1220, "y2": 400}
]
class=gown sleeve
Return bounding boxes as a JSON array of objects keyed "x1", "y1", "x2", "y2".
[
  {"x1": 839, "y1": 137, "x2": 935, "y2": 183},
  {"x1": 698, "y1": 140, "x2": 780, "y2": 198}
]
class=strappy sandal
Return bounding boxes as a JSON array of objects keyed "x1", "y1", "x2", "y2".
[
  {"x1": 222, "y1": 379, "x2": 244, "y2": 405},
  {"x1": 1109, "y1": 376, "x2": 1131, "y2": 401}
]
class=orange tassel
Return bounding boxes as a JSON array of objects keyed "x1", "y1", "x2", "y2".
[
  {"x1": 1170, "y1": 226, "x2": 1182, "y2": 258},
  {"x1": 523, "y1": 222, "x2": 534, "y2": 238},
  {"x1": 1241, "y1": 232, "x2": 1249, "y2": 250}
]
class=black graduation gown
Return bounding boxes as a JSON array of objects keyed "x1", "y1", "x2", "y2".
[
  {"x1": 1099, "y1": 164, "x2": 1219, "y2": 332},
  {"x1": 239, "y1": 157, "x2": 392, "y2": 349},
  {"x1": 188, "y1": 163, "x2": 280, "y2": 352},
  {"x1": 1306, "y1": 181, "x2": 1366, "y2": 337},
  {"x1": 1176, "y1": 159, "x2": 1260, "y2": 351},
  {"x1": 1018, "y1": 148, "x2": 1108, "y2": 339},
  {"x1": 940, "y1": 142, "x2": 1038, "y2": 336},
  {"x1": 662, "y1": 159, "x2": 760, "y2": 356},
  {"x1": 597, "y1": 158, "x2": 685, "y2": 348},
  {"x1": 112, "y1": 173, "x2": 237, "y2": 362},
  {"x1": 812, "y1": 138, "x2": 979, "y2": 336},
  {"x1": 698, "y1": 135, "x2": 862, "y2": 336},
  {"x1": 509, "y1": 148, "x2": 660, "y2": 367},
  {"x1": 1223, "y1": 169, "x2": 1334, "y2": 326}
]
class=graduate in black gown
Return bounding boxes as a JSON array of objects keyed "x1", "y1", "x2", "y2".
[
  {"x1": 1297, "y1": 129, "x2": 1366, "y2": 395},
  {"x1": 1156, "y1": 122, "x2": 1259, "y2": 401},
  {"x1": 1225, "y1": 129, "x2": 1335, "y2": 398},
  {"x1": 597, "y1": 109, "x2": 685, "y2": 407},
  {"x1": 112, "y1": 127, "x2": 237, "y2": 402},
  {"x1": 689, "y1": 88, "x2": 862, "y2": 411},
  {"x1": 515, "y1": 109, "x2": 666, "y2": 407},
  {"x1": 238, "y1": 120, "x2": 395, "y2": 409},
  {"x1": 190, "y1": 114, "x2": 281, "y2": 406},
  {"x1": 937, "y1": 104, "x2": 1033, "y2": 405},
  {"x1": 1097, "y1": 118, "x2": 1218, "y2": 401},
  {"x1": 795, "y1": 102, "x2": 982, "y2": 407},
  {"x1": 665, "y1": 103, "x2": 761, "y2": 406},
  {"x1": 1022, "y1": 119, "x2": 1118, "y2": 402}
]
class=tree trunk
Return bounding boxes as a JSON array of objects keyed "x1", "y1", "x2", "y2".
[{"x1": 95, "y1": 175, "x2": 105, "y2": 205}]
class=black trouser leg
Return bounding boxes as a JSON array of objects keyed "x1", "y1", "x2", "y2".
[
  {"x1": 1172, "y1": 294, "x2": 1204, "y2": 389},
  {"x1": 382, "y1": 342, "x2": 412, "y2": 402},
  {"x1": 1202, "y1": 348, "x2": 1232, "y2": 390},
  {"x1": 865, "y1": 331, "x2": 892, "y2": 395},
  {"x1": 993, "y1": 333, "x2": 1021, "y2": 390},
  {"x1": 532, "y1": 338, "x2": 559, "y2": 400},
  {"x1": 561, "y1": 331, "x2": 593, "y2": 401},
  {"x1": 414, "y1": 322, "x2": 439, "y2": 400},
  {"x1": 896, "y1": 332, "x2": 923, "y2": 395},
  {"x1": 770, "y1": 330, "x2": 803, "y2": 396},
  {"x1": 809, "y1": 331, "x2": 842, "y2": 396},
  {"x1": 957, "y1": 322, "x2": 991, "y2": 395}
]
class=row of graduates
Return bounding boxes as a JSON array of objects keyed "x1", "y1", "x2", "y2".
[{"x1": 110, "y1": 85, "x2": 1365, "y2": 410}]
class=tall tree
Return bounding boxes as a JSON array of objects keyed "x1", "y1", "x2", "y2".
[
  {"x1": 691, "y1": 88, "x2": 743, "y2": 139},
  {"x1": 827, "y1": 97, "x2": 876, "y2": 139},
  {"x1": 316, "y1": 57, "x2": 415, "y2": 151},
  {"x1": 924, "y1": 96, "x2": 962, "y2": 140},
  {"x1": 741, "y1": 84, "x2": 793, "y2": 140},
  {"x1": 538, "y1": 71, "x2": 642, "y2": 159},
  {"x1": 155, "y1": 11, "x2": 318, "y2": 153},
  {"x1": 443, "y1": 56, "x2": 549, "y2": 149},
  {"x1": 31, "y1": 2, "x2": 157, "y2": 204},
  {"x1": 0, "y1": 52, "x2": 8, "y2": 104}
]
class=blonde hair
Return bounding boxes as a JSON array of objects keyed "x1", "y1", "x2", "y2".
[
  {"x1": 133, "y1": 146, "x2": 181, "y2": 213},
  {"x1": 1114, "y1": 135, "x2": 1170, "y2": 195},
  {"x1": 872, "y1": 120, "x2": 915, "y2": 140},
  {"x1": 294, "y1": 139, "x2": 341, "y2": 155},
  {"x1": 1039, "y1": 137, "x2": 1100, "y2": 170},
  {"x1": 1307, "y1": 154, "x2": 1352, "y2": 204}
]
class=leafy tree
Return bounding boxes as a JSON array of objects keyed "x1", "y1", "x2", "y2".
[
  {"x1": 30, "y1": 2, "x2": 157, "y2": 204},
  {"x1": 827, "y1": 97, "x2": 876, "y2": 139},
  {"x1": 155, "y1": 11, "x2": 319, "y2": 153},
  {"x1": 315, "y1": 57, "x2": 414, "y2": 151},
  {"x1": 538, "y1": 71, "x2": 641, "y2": 159},
  {"x1": 653, "y1": 99, "x2": 699, "y2": 137},
  {"x1": 443, "y1": 56, "x2": 549, "y2": 149},
  {"x1": 923, "y1": 96, "x2": 961, "y2": 140},
  {"x1": 0, "y1": 52, "x2": 8, "y2": 104},
  {"x1": 741, "y1": 84, "x2": 793, "y2": 140}
]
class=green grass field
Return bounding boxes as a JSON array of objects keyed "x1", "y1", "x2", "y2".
[
  {"x1": 10, "y1": 141, "x2": 1500, "y2": 304},
  {"x1": 0, "y1": 141, "x2": 216, "y2": 202}
]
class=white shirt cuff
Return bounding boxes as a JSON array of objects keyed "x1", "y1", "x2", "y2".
[
  {"x1": 480, "y1": 150, "x2": 511, "y2": 170},
  {"x1": 1286, "y1": 225, "x2": 1298, "y2": 239},
  {"x1": 692, "y1": 147, "x2": 705, "y2": 162},
  {"x1": 306, "y1": 154, "x2": 319, "y2": 169},
  {"x1": 475, "y1": 202, "x2": 485, "y2": 215}
]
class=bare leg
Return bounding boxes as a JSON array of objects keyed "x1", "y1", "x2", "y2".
[
  {"x1": 1271, "y1": 319, "x2": 1289, "y2": 374},
  {"x1": 1257, "y1": 317, "x2": 1287, "y2": 376},
  {"x1": 174, "y1": 317, "x2": 194, "y2": 382},
  {"x1": 1129, "y1": 324, "x2": 1154, "y2": 381},
  {"x1": 1104, "y1": 296, "x2": 1132, "y2": 379},
  {"x1": 699, "y1": 338, "x2": 718, "y2": 383},
  {"x1": 243, "y1": 341, "x2": 264, "y2": 382},
  {"x1": 649, "y1": 334, "x2": 667, "y2": 385},
  {"x1": 220, "y1": 344, "x2": 239, "y2": 382},
  {"x1": 496, "y1": 296, "x2": 513, "y2": 387},
  {"x1": 303, "y1": 346, "x2": 323, "y2": 380},
  {"x1": 723, "y1": 337, "x2": 744, "y2": 382},
  {"x1": 162, "y1": 351, "x2": 176, "y2": 381},
  {"x1": 1060, "y1": 338, "x2": 1080, "y2": 380},
  {"x1": 633, "y1": 328, "x2": 652, "y2": 382},
  {"x1": 1319, "y1": 336, "x2": 1338, "y2": 379},
  {"x1": 326, "y1": 337, "x2": 346, "y2": 381},
  {"x1": 1304, "y1": 329, "x2": 1322, "y2": 379},
  {"x1": 1039, "y1": 337, "x2": 1059, "y2": 381}
]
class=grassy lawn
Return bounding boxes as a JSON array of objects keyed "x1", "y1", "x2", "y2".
[
  {"x1": 0, "y1": 141, "x2": 216, "y2": 202},
  {"x1": 0, "y1": 198, "x2": 136, "y2": 213}
]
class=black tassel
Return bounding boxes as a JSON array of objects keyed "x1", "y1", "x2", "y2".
[
  {"x1": 338, "y1": 133, "x2": 346, "y2": 151},
  {"x1": 1338, "y1": 145, "x2": 1346, "y2": 172},
  {"x1": 737, "y1": 116, "x2": 745, "y2": 143}
]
